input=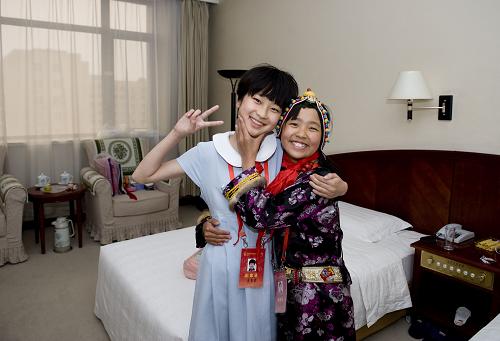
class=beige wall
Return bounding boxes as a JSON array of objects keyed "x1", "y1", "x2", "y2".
[{"x1": 208, "y1": 0, "x2": 500, "y2": 155}]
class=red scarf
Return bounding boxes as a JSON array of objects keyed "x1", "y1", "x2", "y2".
[{"x1": 266, "y1": 152, "x2": 320, "y2": 195}]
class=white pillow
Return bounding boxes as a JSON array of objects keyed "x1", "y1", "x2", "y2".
[{"x1": 339, "y1": 201, "x2": 412, "y2": 242}]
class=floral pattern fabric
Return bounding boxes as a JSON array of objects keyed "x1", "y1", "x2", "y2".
[{"x1": 224, "y1": 166, "x2": 356, "y2": 341}]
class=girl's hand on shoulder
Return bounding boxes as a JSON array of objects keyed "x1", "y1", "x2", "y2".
[
  {"x1": 236, "y1": 116, "x2": 264, "y2": 169},
  {"x1": 174, "y1": 105, "x2": 222, "y2": 137},
  {"x1": 309, "y1": 173, "x2": 348, "y2": 199}
]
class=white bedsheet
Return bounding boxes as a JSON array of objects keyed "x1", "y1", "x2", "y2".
[
  {"x1": 343, "y1": 229, "x2": 425, "y2": 328},
  {"x1": 470, "y1": 313, "x2": 500, "y2": 341},
  {"x1": 95, "y1": 227, "x2": 424, "y2": 340},
  {"x1": 95, "y1": 227, "x2": 197, "y2": 341},
  {"x1": 380, "y1": 229, "x2": 427, "y2": 282}
]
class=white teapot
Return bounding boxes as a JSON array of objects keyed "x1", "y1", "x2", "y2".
[
  {"x1": 37, "y1": 173, "x2": 51, "y2": 187},
  {"x1": 59, "y1": 171, "x2": 73, "y2": 185},
  {"x1": 52, "y1": 217, "x2": 74, "y2": 253}
]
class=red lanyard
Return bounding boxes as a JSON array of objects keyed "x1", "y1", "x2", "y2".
[
  {"x1": 228, "y1": 162, "x2": 269, "y2": 247},
  {"x1": 280, "y1": 228, "x2": 289, "y2": 264}
]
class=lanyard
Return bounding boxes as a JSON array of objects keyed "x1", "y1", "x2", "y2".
[
  {"x1": 228, "y1": 162, "x2": 269, "y2": 247},
  {"x1": 281, "y1": 228, "x2": 289, "y2": 264},
  {"x1": 271, "y1": 227, "x2": 289, "y2": 269}
]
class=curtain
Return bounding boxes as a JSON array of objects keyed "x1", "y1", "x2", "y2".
[
  {"x1": 0, "y1": 0, "x2": 180, "y2": 186},
  {"x1": 178, "y1": 0, "x2": 209, "y2": 197}
]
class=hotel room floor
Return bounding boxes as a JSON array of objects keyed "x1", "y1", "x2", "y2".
[{"x1": 0, "y1": 204, "x2": 417, "y2": 341}]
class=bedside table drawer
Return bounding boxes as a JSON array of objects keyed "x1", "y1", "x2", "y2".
[{"x1": 421, "y1": 250, "x2": 494, "y2": 290}]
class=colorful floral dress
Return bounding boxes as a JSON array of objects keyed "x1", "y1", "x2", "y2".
[{"x1": 224, "y1": 166, "x2": 355, "y2": 341}]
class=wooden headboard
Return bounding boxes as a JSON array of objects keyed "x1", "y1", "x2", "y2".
[{"x1": 327, "y1": 150, "x2": 500, "y2": 239}]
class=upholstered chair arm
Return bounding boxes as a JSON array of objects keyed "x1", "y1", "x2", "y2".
[
  {"x1": 155, "y1": 177, "x2": 181, "y2": 192},
  {"x1": 156, "y1": 177, "x2": 181, "y2": 196},
  {"x1": 156, "y1": 176, "x2": 181, "y2": 204},
  {"x1": 155, "y1": 177, "x2": 181, "y2": 229},
  {"x1": 0, "y1": 174, "x2": 28, "y2": 264},
  {"x1": 80, "y1": 167, "x2": 111, "y2": 195},
  {"x1": 0, "y1": 174, "x2": 26, "y2": 203},
  {"x1": 80, "y1": 167, "x2": 114, "y2": 227}
]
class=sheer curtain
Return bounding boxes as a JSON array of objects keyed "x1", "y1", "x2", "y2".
[
  {"x1": 0, "y1": 0, "x2": 180, "y2": 186},
  {"x1": 178, "y1": 0, "x2": 208, "y2": 197}
]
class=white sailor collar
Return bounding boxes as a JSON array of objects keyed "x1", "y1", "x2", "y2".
[{"x1": 213, "y1": 131, "x2": 277, "y2": 167}]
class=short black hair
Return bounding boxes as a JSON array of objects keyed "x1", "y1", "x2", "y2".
[{"x1": 237, "y1": 64, "x2": 298, "y2": 111}]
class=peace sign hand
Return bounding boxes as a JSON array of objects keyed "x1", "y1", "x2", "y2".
[{"x1": 174, "y1": 105, "x2": 223, "y2": 137}]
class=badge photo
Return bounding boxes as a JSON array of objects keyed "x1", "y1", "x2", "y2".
[{"x1": 238, "y1": 247, "x2": 265, "y2": 288}]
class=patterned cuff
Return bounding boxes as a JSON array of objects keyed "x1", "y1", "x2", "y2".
[
  {"x1": 222, "y1": 166, "x2": 267, "y2": 210},
  {"x1": 194, "y1": 210, "x2": 211, "y2": 248},
  {"x1": 195, "y1": 222, "x2": 207, "y2": 248},
  {"x1": 196, "y1": 210, "x2": 212, "y2": 225}
]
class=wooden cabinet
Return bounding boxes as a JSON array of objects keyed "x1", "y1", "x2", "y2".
[{"x1": 411, "y1": 238, "x2": 500, "y2": 339}]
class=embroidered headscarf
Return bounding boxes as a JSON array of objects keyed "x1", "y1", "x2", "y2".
[{"x1": 266, "y1": 89, "x2": 331, "y2": 195}]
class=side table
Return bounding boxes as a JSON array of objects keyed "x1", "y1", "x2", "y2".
[
  {"x1": 28, "y1": 185, "x2": 86, "y2": 254},
  {"x1": 411, "y1": 237, "x2": 500, "y2": 339}
]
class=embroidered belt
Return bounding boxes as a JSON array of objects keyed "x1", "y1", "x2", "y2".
[{"x1": 285, "y1": 266, "x2": 343, "y2": 284}]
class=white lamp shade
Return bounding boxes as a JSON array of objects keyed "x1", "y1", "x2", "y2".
[{"x1": 389, "y1": 71, "x2": 433, "y2": 100}]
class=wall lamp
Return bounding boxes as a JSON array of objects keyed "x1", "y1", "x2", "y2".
[
  {"x1": 388, "y1": 71, "x2": 453, "y2": 121},
  {"x1": 217, "y1": 69, "x2": 247, "y2": 131}
]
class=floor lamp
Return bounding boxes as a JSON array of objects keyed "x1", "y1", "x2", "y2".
[{"x1": 217, "y1": 69, "x2": 247, "y2": 131}]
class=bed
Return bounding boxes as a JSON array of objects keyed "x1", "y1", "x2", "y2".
[
  {"x1": 470, "y1": 313, "x2": 500, "y2": 340},
  {"x1": 95, "y1": 150, "x2": 500, "y2": 340},
  {"x1": 95, "y1": 201, "x2": 425, "y2": 341}
]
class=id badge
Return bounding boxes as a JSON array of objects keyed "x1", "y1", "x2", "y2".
[
  {"x1": 239, "y1": 247, "x2": 265, "y2": 288},
  {"x1": 274, "y1": 269, "x2": 287, "y2": 313}
]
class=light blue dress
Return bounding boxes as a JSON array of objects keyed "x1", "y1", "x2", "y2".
[{"x1": 177, "y1": 133, "x2": 283, "y2": 341}]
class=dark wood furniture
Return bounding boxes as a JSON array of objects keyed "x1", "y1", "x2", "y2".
[
  {"x1": 28, "y1": 185, "x2": 86, "y2": 254},
  {"x1": 327, "y1": 150, "x2": 500, "y2": 240},
  {"x1": 411, "y1": 238, "x2": 500, "y2": 338},
  {"x1": 326, "y1": 150, "x2": 500, "y2": 338}
]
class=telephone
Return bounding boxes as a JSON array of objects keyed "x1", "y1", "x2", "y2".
[{"x1": 436, "y1": 223, "x2": 475, "y2": 243}]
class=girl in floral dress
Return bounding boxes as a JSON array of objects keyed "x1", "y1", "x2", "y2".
[{"x1": 223, "y1": 89, "x2": 355, "y2": 341}]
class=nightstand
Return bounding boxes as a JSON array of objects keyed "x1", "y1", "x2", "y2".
[
  {"x1": 28, "y1": 185, "x2": 86, "y2": 254},
  {"x1": 411, "y1": 237, "x2": 500, "y2": 339}
]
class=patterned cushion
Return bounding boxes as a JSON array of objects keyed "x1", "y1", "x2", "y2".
[{"x1": 84, "y1": 138, "x2": 148, "y2": 176}]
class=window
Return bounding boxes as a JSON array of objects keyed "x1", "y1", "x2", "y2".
[{"x1": 0, "y1": 0, "x2": 158, "y2": 142}]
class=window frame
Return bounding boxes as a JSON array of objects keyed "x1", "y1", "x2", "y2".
[{"x1": 0, "y1": 0, "x2": 157, "y2": 140}]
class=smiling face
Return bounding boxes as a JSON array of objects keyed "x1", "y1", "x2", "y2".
[
  {"x1": 236, "y1": 93, "x2": 282, "y2": 138},
  {"x1": 280, "y1": 107, "x2": 322, "y2": 162}
]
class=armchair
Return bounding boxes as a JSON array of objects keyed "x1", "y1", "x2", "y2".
[
  {"x1": 0, "y1": 145, "x2": 28, "y2": 266},
  {"x1": 80, "y1": 137, "x2": 181, "y2": 244}
]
